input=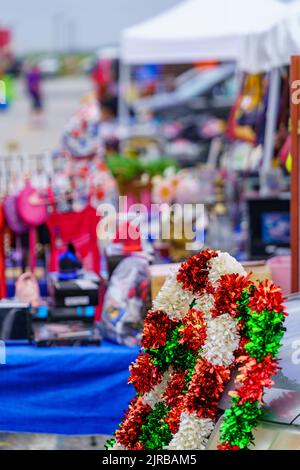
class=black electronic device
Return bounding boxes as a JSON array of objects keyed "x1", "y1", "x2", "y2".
[
  {"x1": 247, "y1": 197, "x2": 290, "y2": 260},
  {"x1": 0, "y1": 301, "x2": 32, "y2": 341}
]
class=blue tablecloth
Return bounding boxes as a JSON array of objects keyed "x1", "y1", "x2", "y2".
[{"x1": 0, "y1": 341, "x2": 139, "y2": 435}]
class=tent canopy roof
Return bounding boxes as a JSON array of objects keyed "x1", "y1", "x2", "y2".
[{"x1": 121, "y1": 0, "x2": 300, "y2": 71}]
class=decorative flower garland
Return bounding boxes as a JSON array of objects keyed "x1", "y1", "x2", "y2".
[{"x1": 106, "y1": 250, "x2": 286, "y2": 451}]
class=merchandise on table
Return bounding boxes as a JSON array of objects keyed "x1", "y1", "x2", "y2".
[{"x1": 33, "y1": 321, "x2": 101, "y2": 347}]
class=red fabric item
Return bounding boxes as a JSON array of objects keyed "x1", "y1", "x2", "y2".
[
  {"x1": 47, "y1": 206, "x2": 100, "y2": 274},
  {"x1": 113, "y1": 221, "x2": 142, "y2": 253}
]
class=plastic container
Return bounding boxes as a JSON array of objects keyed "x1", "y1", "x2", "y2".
[{"x1": 267, "y1": 256, "x2": 291, "y2": 296}]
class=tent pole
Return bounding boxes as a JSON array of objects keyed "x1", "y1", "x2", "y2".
[
  {"x1": 118, "y1": 61, "x2": 130, "y2": 128},
  {"x1": 290, "y1": 56, "x2": 300, "y2": 293},
  {"x1": 262, "y1": 67, "x2": 280, "y2": 173}
]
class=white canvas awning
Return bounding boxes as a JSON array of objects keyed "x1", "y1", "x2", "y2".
[{"x1": 121, "y1": 0, "x2": 300, "y2": 72}]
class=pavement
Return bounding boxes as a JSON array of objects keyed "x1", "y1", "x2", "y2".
[{"x1": 0, "y1": 76, "x2": 93, "y2": 156}]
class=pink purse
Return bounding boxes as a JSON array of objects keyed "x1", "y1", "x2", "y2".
[
  {"x1": 15, "y1": 272, "x2": 41, "y2": 307},
  {"x1": 3, "y1": 194, "x2": 28, "y2": 235},
  {"x1": 17, "y1": 182, "x2": 47, "y2": 272}
]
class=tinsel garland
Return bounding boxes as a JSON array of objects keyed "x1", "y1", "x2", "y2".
[
  {"x1": 218, "y1": 281, "x2": 286, "y2": 450},
  {"x1": 107, "y1": 250, "x2": 286, "y2": 451}
]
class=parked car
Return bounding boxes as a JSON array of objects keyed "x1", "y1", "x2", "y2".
[
  {"x1": 132, "y1": 63, "x2": 238, "y2": 121},
  {"x1": 207, "y1": 293, "x2": 300, "y2": 450}
]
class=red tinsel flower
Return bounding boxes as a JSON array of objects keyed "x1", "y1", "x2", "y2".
[
  {"x1": 165, "y1": 406, "x2": 183, "y2": 435},
  {"x1": 128, "y1": 352, "x2": 162, "y2": 395},
  {"x1": 248, "y1": 279, "x2": 287, "y2": 315},
  {"x1": 163, "y1": 370, "x2": 187, "y2": 408},
  {"x1": 176, "y1": 249, "x2": 218, "y2": 296},
  {"x1": 132, "y1": 442, "x2": 145, "y2": 450},
  {"x1": 212, "y1": 273, "x2": 253, "y2": 318},
  {"x1": 141, "y1": 310, "x2": 178, "y2": 350},
  {"x1": 218, "y1": 442, "x2": 241, "y2": 451},
  {"x1": 183, "y1": 358, "x2": 231, "y2": 419},
  {"x1": 231, "y1": 355, "x2": 279, "y2": 404},
  {"x1": 234, "y1": 337, "x2": 249, "y2": 364},
  {"x1": 178, "y1": 308, "x2": 207, "y2": 352},
  {"x1": 115, "y1": 396, "x2": 151, "y2": 449}
]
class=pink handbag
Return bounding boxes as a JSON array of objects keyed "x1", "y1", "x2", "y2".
[
  {"x1": 17, "y1": 182, "x2": 47, "y2": 272},
  {"x1": 3, "y1": 194, "x2": 28, "y2": 235},
  {"x1": 15, "y1": 272, "x2": 41, "y2": 307}
]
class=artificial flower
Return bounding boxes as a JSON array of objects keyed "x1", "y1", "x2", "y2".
[
  {"x1": 166, "y1": 413, "x2": 214, "y2": 450},
  {"x1": 208, "y1": 252, "x2": 246, "y2": 287},
  {"x1": 201, "y1": 314, "x2": 240, "y2": 367},
  {"x1": 248, "y1": 279, "x2": 286, "y2": 315},
  {"x1": 179, "y1": 309, "x2": 207, "y2": 353},
  {"x1": 143, "y1": 368, "x2": 173, "y2": 409},
  {"x1": 177, "y1": 250, "x2": 218, "y2": 296},
  {"x1": 153, "y1": 272, "x2": 194, "y2": 321},
  {"x1": 184, "y1": 358, "x2": 231, "y2": 419},
  {"x1": 194, "y1": 293, "x2": 215, "y2": 319},
  {"x1": 142, "y1": 310, "x2": 178, "y2": 350},
  {"x1": 115, "y1": 397, "x2": 151, "y2": 450},
  {"x1": 129, "y1": 352, "x2": 162, "y2": 395},
  {"x1": 163, "y1": 370, "x2": 188, "y2": 407},
  {"x1": 212, "y1": 273, "x2": 253, "y2": 318}
]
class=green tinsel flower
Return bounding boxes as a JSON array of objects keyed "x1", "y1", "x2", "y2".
[
  {"x1": 138, "y1": 402, "x2": 172, "y2": 450},
  {"x1": 147, "y1": 327, "x2": 198, "y2": 373},
  {"x1": 105, "y1": 438, "x2": 116, "y2": 450},
  {"x1": 219, "y1": 397, "x2": 263, "y2": 449},
  {"x1": 244, "y1": 310, "x2": 286, "y2": 360}
]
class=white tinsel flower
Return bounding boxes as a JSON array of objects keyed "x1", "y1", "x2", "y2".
[
  {"x1": 165, "y1": 413, "x2": 214, "y2": 450},
  {"x1": 194, "y1": 293, "x2": 215, "y2": 320},
  {"x1": 143, "y1": 368, "x2": 173, "y2": 409},
  {"x1": 201, "y1": 314, "x2": 240, "y2": 367},
  {"x1": 153, "y1": 272, "x2": 194, "y2": 321},
  {"x1": 208, "y1": 252, "x2": 246, "y2": 286},
  {"x1": 112, "y1": 441, "x2": 126, "y2": 450}
]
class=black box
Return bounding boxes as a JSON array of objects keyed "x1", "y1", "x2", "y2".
[{"x1": 48, "y1": 272, "x2": 100, "y2": 308}]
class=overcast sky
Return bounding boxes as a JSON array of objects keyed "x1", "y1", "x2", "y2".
[{"x1": 1, "y1": 0, "x2": 183, "y2": 54}]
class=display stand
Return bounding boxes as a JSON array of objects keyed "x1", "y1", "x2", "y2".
[{"x1": 290, "y1": 56, "x2": 300, "y2": 293}]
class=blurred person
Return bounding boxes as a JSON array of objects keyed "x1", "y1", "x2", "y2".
[
  {"x1": 25, "y1": 64, "x2": 44, "y2": 125},
  {"x1": 91, "y1": 58, "x2": 112, "y2": 102},
  {"x1": 99, "y1": 95, "x2": 118, "y2": 142}
]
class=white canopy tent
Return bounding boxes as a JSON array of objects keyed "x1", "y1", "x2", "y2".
[
  {"x1": 121, "y1": 0, "x2": 297, "y2": 72},
  {"x1": 243, "y1": 0, "x2": 300, "y2": 73}
]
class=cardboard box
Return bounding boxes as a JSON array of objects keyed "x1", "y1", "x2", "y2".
[{"x1": 150, "y1": 261, "x2": 272, "y2": 299}]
